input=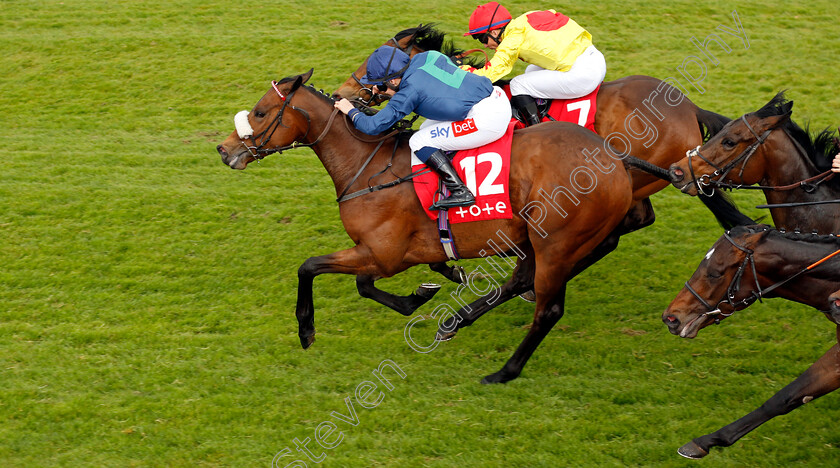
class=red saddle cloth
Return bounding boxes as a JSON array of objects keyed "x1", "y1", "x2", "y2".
[
  {"x1": 503, "y1": 84, "x2": 600, "y2": 132},
  {"x1": 412, "y1": 121, "x2": 517, "y2": 223}
]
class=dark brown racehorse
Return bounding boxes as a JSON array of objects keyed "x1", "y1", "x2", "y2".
[
  {"x1": 216, "y1": 70, "x2": 676, "y2": 383},
  {"x1": 333, "y1": 25, "x2": 754, "y2": 340},
  {"x1": 662, "y1": 224, "x2": 840, "y2": 458},
  {"x1": 669, "y1": 92, "x2": 840, "y2": 234}
]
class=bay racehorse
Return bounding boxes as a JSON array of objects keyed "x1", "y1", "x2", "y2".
[
  {"x1": 333, "y1": 24, "x2": 754, "y2": 340},
  {"x1": 662, "y1": 224, "x2": 840, "y2": 458},
  {"x1": 334, "y1": 25, "x2": 734, "y2": 203},
  {"x1": 669, "y1": 92, "x2": 840, "y2": 234},
  {"x1": 217, "y1": 70, "x2": 672, "y2": 383}
]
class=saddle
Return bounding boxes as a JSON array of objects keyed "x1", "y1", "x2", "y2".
[{"x1": 502, "y1": 84, "x2": 600, "y2": 132}]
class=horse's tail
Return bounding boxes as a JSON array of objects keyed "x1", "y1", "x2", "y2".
[
  {"x1": 699, "y1": 191, "x2": 757, "y2": 229},
  {"x1": 695, "y1": 106, "x2": 731, "y2": 143}
]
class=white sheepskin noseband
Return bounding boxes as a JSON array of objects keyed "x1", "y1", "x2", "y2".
[{"x1": 234, "y1": 110, "x2": 253, "y2": 139}]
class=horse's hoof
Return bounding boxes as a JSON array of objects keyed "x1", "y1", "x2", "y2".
[
  {"x1": 415, "y1": 283, "x2": 441, "y2": 300},
  {"x1": 480, "y1": 370, "x2": 516, "y2": 384},
  {"x1": 453, "y1": 265, "x2": 467, "y2": 284},
  {"x1": 677, "y1": 441, "x2": 708, "y2": 459},
  {"x1": 435, "y1": 330, "x2": 456, "y2": 341},
  {"x1": 300, "y1": 334, "x2": 316, "y2": 349},
  {"x1": 519, "y1": 290, "x2": 536, "y2": 303}
]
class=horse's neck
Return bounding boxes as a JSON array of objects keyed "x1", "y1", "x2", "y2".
[
  {"x1": 756, "y1": 236, "x2": 840, "y2": 308},
  {"x1": 758, "y1": 134, "x2": 820, "y2": 187},
  {"x1": 765, "y1": 186, "x2": 840, "y2": 234},
  {"x1": 759, "y1": 136, "x2": 840, "y2": 234},
  {"x1": 305, "y1": 103, "x2": 393, "y2": 197}
]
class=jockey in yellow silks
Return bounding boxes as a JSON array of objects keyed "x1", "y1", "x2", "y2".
[{"x1": 464, "y1": 2, "x2": 607, "y2": 126}]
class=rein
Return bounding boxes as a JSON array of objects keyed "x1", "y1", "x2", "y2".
[
  {"x1": 686, "y1": 229, "x2": 840, "y2": 323},
  {"x1": 685, "y1": 115, "x2": 836, "y2": 196}
]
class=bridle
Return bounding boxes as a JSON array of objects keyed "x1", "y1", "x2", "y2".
[
  {"x1": 683, "y1": 115, "x2": 836, "y2": 197},
  {"x1": 685, "y1": 228, "x2": 840, "y2": 323},
  {"x1": 236, "y1": 80, "x2": 428, "y2": 203},
  {"x1": 239, "y1": 81, "x2": 338, "y2": 159},
  {"x1": 683, "y1": 230, "x2": 763, "y2": 323},
  {"x1": 684, "y1": 115, "x2": 773, "y2": 196}
]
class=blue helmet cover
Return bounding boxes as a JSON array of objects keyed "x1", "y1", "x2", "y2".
[{"x1": 361, "y1": 46, "x2": 411, "y2": 85}]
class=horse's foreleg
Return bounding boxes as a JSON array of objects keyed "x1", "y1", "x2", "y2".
[
  {"x1": 679, "y1": 342, "x2": 840, "y2": 459},
  {"x1": 356, "y1": 275, "x2": 442, "y2": 317},
  {"x1": 296, "y1": 246, "x2": 384, "y2": 349},
  {"x1": 429, "y1": 262, "x2": 467, "y2": 284},
  {"x1": 481, "y1": 282, "x2": 568, "y2": 384}
]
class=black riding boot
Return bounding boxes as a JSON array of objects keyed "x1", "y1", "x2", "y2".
[
  {"x1": 511, "y1": 94, "x2": 541, "y2": 127},
  {"x1": 424, "y1": 150, "x2": 476, "y2": 211}
]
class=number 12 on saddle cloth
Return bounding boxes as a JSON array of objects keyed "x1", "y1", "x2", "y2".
[{"x1": 412, "y1": 121, "x2": 516, "y2": 223}]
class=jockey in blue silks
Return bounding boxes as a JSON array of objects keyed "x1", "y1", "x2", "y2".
[{"x1": 335, "y1": 45, "x2": 511, "y2": 210}]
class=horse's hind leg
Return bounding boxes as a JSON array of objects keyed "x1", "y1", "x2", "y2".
[
  {"x1": 429, "y1": 262, "x2": 467, "y2": 284},
  {"x1": 518, "y1": 199, "x2": 655, "y2": 302},
  {"x1": 679, "y1": 340, "x2": 840, "y2": 459},
  {"x1": 436, "y1": 249, "x2": 536, "y2": 341},
  {"x1": 481, "y1": 282, "x2": 568, "y2": 384},
  {"x1": 356, "y1": 275, "x2": 442, "y2": 316}
]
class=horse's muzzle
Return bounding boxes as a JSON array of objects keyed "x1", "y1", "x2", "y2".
[
  {"x1": 217, "y1": 144, "x2": 245, "y2": 170},
  {"x1": 662, "y1": 313, "x2": 682, "y2": 335},
  {"x1": 669, "y1": 164, "x2": 685, "y2": 183},
  {"x1": 829, "y1": 297, "x2": 840, "y2": 324}
]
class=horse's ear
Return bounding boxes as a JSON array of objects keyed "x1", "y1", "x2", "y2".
[
  {"x1": 301, "y1": 68, "x2": 314, "y2": 84},
  {"x1": 290, "y1": 69, "x2": 314, "y2": 93},
  {"x1": 780, "y1": 100, "x2": 794, "y2": 114},
  {"x1": 761, "y1": 110, "x2": 792, "y2": 131}
]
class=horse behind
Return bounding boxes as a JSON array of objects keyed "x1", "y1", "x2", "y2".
[
  {"x1": 669, "y1": 92, "x2": 840, "y2": 234},
  {"x1": 217, "y1": 69, "x2": 657, "y2": 383},
  {"x1": 334, "y1": 24, "x2": 755, "y2": 342},
  {"x1": 662, "y1": 224, "x2": 840, "y2": 458},
  {"x1": 333, "y1": 24, "x2": 734, "y2": 202}
]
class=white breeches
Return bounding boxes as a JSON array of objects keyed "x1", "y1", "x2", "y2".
[
  {"x1": 509, "y1": 45, "x2": 607, "y2": 99},
  {"x1": 409, "y1": 86, "x2": 512, "y2": 154}
]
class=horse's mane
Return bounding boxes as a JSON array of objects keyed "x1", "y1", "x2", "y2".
[
  {"x1": 729, "y1": 223, "x2": 840, "y2": 245},
  {"x1": 398, "y1": 24, "x2": 486, "y2": 68},
  {"x1": 755, "y1": 91, "x2": 840, "y2": 175}
]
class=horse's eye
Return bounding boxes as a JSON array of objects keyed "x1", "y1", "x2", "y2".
[
  {"x1": 706, "y1": 271, "x2": 722, "y2": 279},
  {"x1": 254, "y1": 111, "x2": 266, "y2": 119},
  {"x1": 722, "y1": 138, "x2": 736, "y2": 149}
]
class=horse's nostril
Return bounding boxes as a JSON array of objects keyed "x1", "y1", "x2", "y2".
[
  {"x1": 217, "y1": 145, "x2": 228, "y2": 156},
  {"x1": 665, "y1": 315, "x2": 677, "y2": 323},
  {"x1": 669, "y1": 167, "x2": 685, "y2": 183}
]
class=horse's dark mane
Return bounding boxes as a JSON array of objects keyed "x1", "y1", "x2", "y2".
[
  {"x1": 754, "y1": 91, "x2": 840, "y2": 174},
  {"x1": 729, "y1": 224, "x2": 840, "y2": 244},
  {"x1": 399, "y1": 24, "x2": 486, "y2": 68},
  {"x1": 303, "y1": 84, "x2": 336, "y2": 104}
]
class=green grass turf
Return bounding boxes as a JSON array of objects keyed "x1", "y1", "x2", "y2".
[{"x1": 1, "y1": 0, "x2": 840, "y2": 466}]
